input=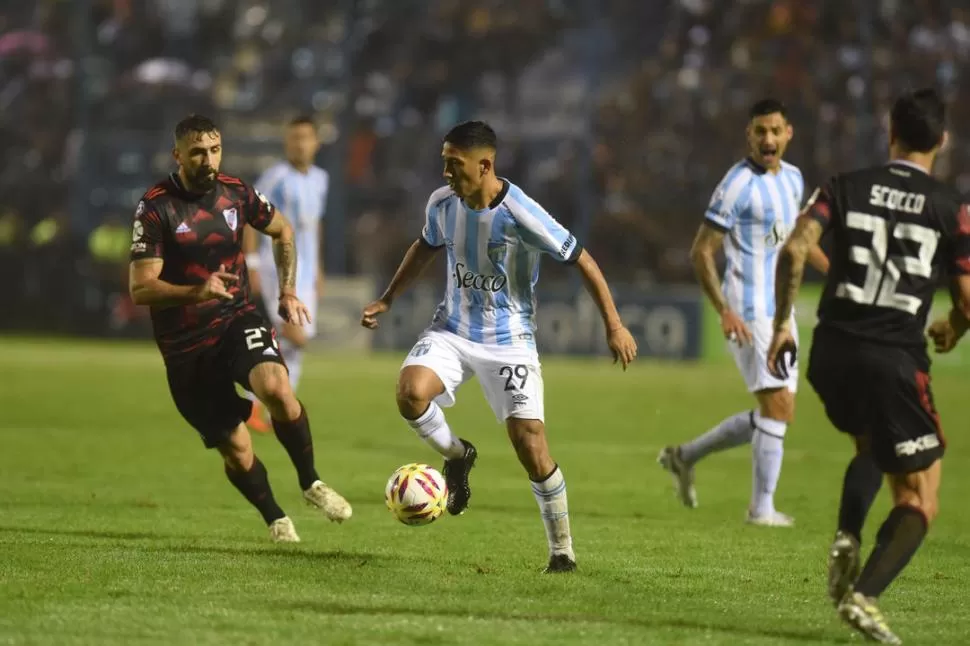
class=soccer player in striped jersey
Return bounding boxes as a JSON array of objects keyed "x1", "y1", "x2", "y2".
[
  {"x1": 360, "y1": 121, "x2": 638, "y2": 572},
  {"x1": 243, "y1": 116, "x2": 328, "y2": 431},
  {"x1": 658, "y1": 99, "x2": 829, "y2": 526}
]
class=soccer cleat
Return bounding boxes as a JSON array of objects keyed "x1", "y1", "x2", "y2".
[
  {"x1": 303, "y1": 480, "x2": 353, "y2": 522},
  {"x1": 838, "y1": 591, "x2": 902, "y2": 644},
  {"x1": 828, "y1": 530, "x2": 861, "y2": 606},
  {"x1": 442, "y1": 439, "x2": 477, "y2": 515},
  {"x1": 269, "y1": 516, "x2": 300, "y2": 543},
  {"x1": 246, "y1": 401, "x2": 271, "y2": 433},
  {"x1": 745, "y1": 509, "x2": 795, "y2": 527},
  {"x1": 544, "y1": 552, "x2": 577, "y2": 574},
  {"x1": 657, "y1": 446, "x2": 697, "y2": 508}
]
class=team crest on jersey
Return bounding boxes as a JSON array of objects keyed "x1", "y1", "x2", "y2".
[
  {"x1": 486, "y1": 241, "x2": 507, "y2": 267},
  {"x1": 223, "y1": 207, "x2": 239, "y2": 231}
]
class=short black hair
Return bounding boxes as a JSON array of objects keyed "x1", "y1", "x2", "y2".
[
  {"x1": 174, "y1": 114, "x2": 219, "y2": 142},
  {"x1": 288, "y1": 115, "x2": 316, "y2": 129},
  {"x1": 749, "y1": 98, "x2": 788, "y2": 120},
  {"x1": 890, "y1": 88, "x2": 945, "y2": 153},
  {"x1": 443, "y1": 120, "x2": 497, "y2": 151}
]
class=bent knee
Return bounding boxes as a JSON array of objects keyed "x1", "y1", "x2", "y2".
[
  {"x1": 758, "y1": 389, "x2": 795, "y2": 424},
  {"x1": 253, "y1": 369, "x2": 292, "y2": 406},
  {"x1": 396, "y1": 367, "x2": 443, "y2": 415}
]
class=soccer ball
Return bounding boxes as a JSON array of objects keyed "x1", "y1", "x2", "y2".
[{"x1": 384, "y1": 463, "x2": 448, "y2": 526}]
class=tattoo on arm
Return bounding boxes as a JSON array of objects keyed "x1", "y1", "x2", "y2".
[
  {"x1": 273, "y1": 238, "x2": 297, "y2": 292},
  {"x1": 691, "y1": 225, "x2": 728, "y2": 314},
  {"x1": 773, "y1": 217, "x2": 823, "y2": 330}
]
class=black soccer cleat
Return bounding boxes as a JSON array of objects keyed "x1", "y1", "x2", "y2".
[
  {"x1": 442, "y1": 439, "x2": 477, "y2": 516},
  {"x1": 544, "y1": 553, "x2": 577, "y2": 574}
]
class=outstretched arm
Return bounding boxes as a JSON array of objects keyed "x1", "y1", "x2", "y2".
[
  {"x1": 379, "y1": 239, "x2": 441, "y2": 304},
  {"x1": 574, "y1": 249, "x2": 638, "y2": 368},
  {"x1": 574, "y1": 249, "x2": 622, "y2": 331}
]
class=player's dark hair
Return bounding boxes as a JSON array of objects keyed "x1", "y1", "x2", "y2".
[
  {"x1": 749, "y1": 98, "x2": 788, "y2": 120},
  {"x1": 890, "y1": 88, "x2": 945, "y2": 153},
  {"x1": 174, "y1": 114, "x2": 219, "y2": 142},
  {"x1": 288, "y1": 115, "x2": 316, "y2": 129},
  {"x1": 443, "y1": 120, "x2": 497, "y2": 151}
]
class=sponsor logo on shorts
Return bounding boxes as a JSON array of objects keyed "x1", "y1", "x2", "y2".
[
  {"x1": 894, "y1": 433, "x2": 941, "y2": 457},
  {"x1": 511, "y1": 393, "x2": 529, "y2": 407}
]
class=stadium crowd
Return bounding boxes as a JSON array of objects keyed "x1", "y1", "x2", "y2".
[{"x1": 2, "y1": 0, "x2": 969, "y2": 330}]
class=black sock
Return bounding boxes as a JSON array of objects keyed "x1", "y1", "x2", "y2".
[
  {"x1": 225, "y1": 456, "x2": 286, "y2": 525},
  {"x1": 837, "y1": 453, "x2": 884, "y2": 543},
  {"x1": 854, "y1": 505, "x2": 928, "y2": 598},
  {"x1": 272, "y1": 403, "x2": 320, "y2": 490}
]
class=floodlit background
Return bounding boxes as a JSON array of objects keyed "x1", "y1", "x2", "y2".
[{"x1": 2, "y1": 2, "x2": 970, "y2": 645}]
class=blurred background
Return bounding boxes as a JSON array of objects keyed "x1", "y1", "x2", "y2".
[{"x1": 1, "y1": 0, "x2": 968, "y2": 359}]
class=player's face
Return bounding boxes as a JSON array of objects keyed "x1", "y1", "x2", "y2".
[
  {"x1": 285, "y1": 123, "x2": 320, "y2": 169},
  {"x1": 746, "y1": 113, "x2": 792, "y2": 170},
  {"x1": 441, "y1": 142, "x2": 488, "y2": 198},
  {"x1": 174, "y1": 130, "x2": 222, "y2": 191}
]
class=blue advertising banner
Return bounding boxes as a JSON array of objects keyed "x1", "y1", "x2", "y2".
[{"x1": 371, "y1": 283, "x2": 702, "y2": 360}]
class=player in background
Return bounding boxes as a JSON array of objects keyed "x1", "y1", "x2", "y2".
[
  {"x1": 129, "y1": 115, "x2": 351, "y2": 543},
  {"x1": 767, "y1": 88, "x2": 970, "y2": 644},
  {"x1": 360, "y1": 121, "x2": 638, "y2": 573},
  {"x1": 658, "y1": 99, "x2": 830, "y2": 526},
  {"x1": 243, "y1": 116, "x2": 328, "y2": 431}
]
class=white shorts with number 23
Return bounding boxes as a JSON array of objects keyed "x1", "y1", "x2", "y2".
[{"x1": 402, "y1": 328, "x2": 545, "y2": 422}]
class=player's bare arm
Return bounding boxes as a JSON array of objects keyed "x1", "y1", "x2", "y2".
[
  {"x1": 574, "y1": 249, "x2": 637, "y2": 369},
  {"x1": 361, "y1": 239, "x2": 442, "y2": 329},
  {"x1": 316, "y1": 222, "x2": 326, "y2": 295},
  {"x1": 242, "y1": 224, "x2": 262, "y2": 295},
  {"x1": 129, "y1": 258, "x2": 236, "y2": 306},
  {"x1": 773, "y1": 216, "x2": 823, "y2": 331},
  {"x1": 766, "y1": 215, "x2": 823, "y2": 377},
  {"x1": 928, "y1": 275, "x2": 970, "y2": 352},
  {"x1": 807, "y1": 245, "x2": 830, "y2": 275},
  {"x1": 690, "y1": 223, "x2": 752, "y2": 345},
  {"x1": 260, "y1": 211, "x2": 311, "y2": 326}
]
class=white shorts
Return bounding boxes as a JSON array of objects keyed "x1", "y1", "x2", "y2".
[
  {"x1": 259, "y1": 275, "x2": 317, "y2": 339},
  {"x1": 728, "y1": 316, "x2": 799, "y2": 393},
  {"x1": 401, "y1": 328, "x2": 545, "y2": 423}
]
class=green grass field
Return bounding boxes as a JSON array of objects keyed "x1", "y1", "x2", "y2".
[{"x1": 1, "y1": 336, "x2": 968, "y2": 645}]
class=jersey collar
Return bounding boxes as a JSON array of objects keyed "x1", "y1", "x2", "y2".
[{"x1": 887, "y1": 160, "x2": 929, "y2": 175}]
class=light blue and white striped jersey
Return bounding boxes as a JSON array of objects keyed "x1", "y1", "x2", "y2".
[
  {"x1": 254, "y1": 162, "x2": 329, "y2": 299},
  {"x1": 422, "y1": 180, "x2": 580, "y2": 347},
  {"x1": 705, "y1": 158, "x2": 804, "y2": 321}
]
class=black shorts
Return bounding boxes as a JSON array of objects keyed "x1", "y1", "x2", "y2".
[
  {"x1": 807, "y1": 327, "x2": 945, "y2": 474},
  {"x1": 165, "y1": 309, "x2": 286, "y2": 448}
]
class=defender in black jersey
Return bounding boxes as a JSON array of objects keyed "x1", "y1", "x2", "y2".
[
  {"x1": 765, "y1": 89, "x2": 970, "y2": 644},
  {"x1": 128, "y1": 115, "x2": 351, "y2": 542}
]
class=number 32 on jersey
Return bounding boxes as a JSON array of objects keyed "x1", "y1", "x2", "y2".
[{"x1": 837, "y1": 211, "x2": 940, "y2": 314}]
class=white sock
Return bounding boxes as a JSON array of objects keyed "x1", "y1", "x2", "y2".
[
  {"x1": 679, "y1": 410, "x2": 755, "y2": 465},
  {"x1": 751, "y1": 412, "x2": 786, "y2": 517},
  {"x1": 531, "y1": 465, "x2": 574, "y2": 559},
  {"x1": 406, "y1": 402, "x2": 465, "y2": 459},
  {"x1": 280, "y1": 340, "x2": 303, "y2": 393}
]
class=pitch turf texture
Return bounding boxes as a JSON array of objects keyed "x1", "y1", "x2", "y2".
[{"x1": 2, "y1": 337, "x2": 968, "y2": 646}]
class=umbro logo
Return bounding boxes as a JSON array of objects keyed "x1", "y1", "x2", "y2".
[{"x1": 175, "y1": 222, "x2": 191, "y2": 235}]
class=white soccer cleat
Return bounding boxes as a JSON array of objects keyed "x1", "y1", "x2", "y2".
[
  {"x1": 303, "y1": 480, "x2": 353, "y2": 522},
  {"x1": 269, "y1": 516, "x2": 301, "y2": 543},
  {"x1": 657, "y1": 446, "x2": 697, "y2": 508},
  {"x1": 745, "y1": 509, "x2": 795, "y2": 527},
  {"x1": 828, "y1": 530, "x2": 861, "y2": 606}
]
